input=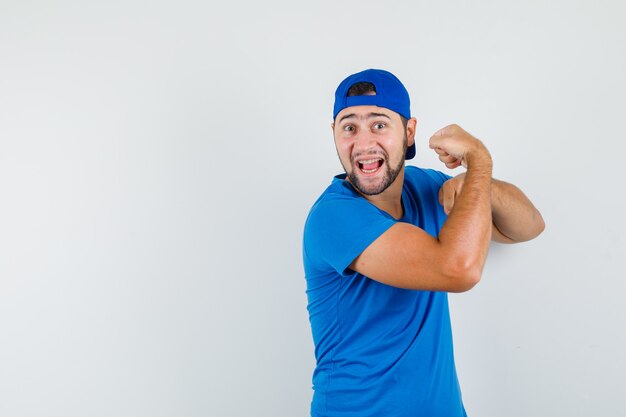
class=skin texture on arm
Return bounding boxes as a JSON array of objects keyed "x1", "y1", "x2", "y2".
[
  {"x1": 490, "y1": 179, "x2": 545, "y2": 242},
  {"x1": 439, "y1": 174, "x2": 545, "y2": 243},
  {"x1": 350, "y1": 124, "x2": 494, "y2": 293}
]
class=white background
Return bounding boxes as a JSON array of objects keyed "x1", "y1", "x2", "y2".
[{"x1": 1, "y1": 1, "x2": 625, "y2": 416}]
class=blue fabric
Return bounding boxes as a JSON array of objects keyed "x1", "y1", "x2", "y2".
[
  {"x1": 333, "y1": 69, "x2": 411, "y2": 120},
  {"x1": 303, "y1": 166, "x2": 467, "y2": 417}
]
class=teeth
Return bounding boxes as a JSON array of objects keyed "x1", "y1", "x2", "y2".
[
  {"x1": 362, "y1": 168, "x2": 378, "y2": 173},
  {"x1": 358, "y1": 158, "x2": 382, "y2": 164}
]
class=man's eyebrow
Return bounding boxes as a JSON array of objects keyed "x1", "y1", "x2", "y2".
[
  {"x1": 338, "y1": 112, "x2": 392, "y2": 123},
  {"x1": 338, "y1": 113, "x2": 356, "y2": 123},
  {"x1": 369, "y1": 112, "x2": 391, "y2": 120}
]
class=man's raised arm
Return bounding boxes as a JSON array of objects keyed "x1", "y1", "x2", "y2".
[{"x1": 350, "y1": 124, "x2": 493, "y2": 293}]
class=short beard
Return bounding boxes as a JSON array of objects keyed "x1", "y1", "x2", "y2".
[{"x1": 347, "y1": 136, "x2": 407, "y2": 196}]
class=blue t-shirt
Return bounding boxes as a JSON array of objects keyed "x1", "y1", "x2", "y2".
[{"x1": 303, "y1": 166, "x2": 467, "y2": 417}]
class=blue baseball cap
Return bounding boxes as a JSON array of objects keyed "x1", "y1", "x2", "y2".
[{"x1": 333, "y1": 68, "x2": 415, "y2": 160}]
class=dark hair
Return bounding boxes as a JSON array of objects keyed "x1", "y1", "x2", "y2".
[
  {"x1": 347, "y1": 82, "x2": 376, "y2": 96},
  {"x1": 347, "y1": 82, "x2": 408, "y2": 128}
]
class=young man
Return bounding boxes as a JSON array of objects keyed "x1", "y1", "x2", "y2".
[{"x1": 302, "y1": 69, "x2": 544, "y2": 417}]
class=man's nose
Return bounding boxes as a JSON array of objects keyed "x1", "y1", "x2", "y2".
[{"x1": 353, "y1": 131, "x2": 377, "y2": 151}]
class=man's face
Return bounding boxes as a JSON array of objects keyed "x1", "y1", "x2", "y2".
[{"x1": 332, "y1": 105, "x2": 414, "y2": 196}]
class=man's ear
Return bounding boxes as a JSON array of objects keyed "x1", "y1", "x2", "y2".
[
  {"x1": 330, "y1": 122, "x2": 334, "y2": 131},
  {"x1": 406, "y1": 117, "x2": 417, "y2": 147}
]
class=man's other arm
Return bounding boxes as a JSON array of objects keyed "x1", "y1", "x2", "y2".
[
  {"x1": 490, "y1": 179, "x2": 545, "y2": 243},
  {"x1": 438, "y1": 174, "x2": 545, "y2": 244}
]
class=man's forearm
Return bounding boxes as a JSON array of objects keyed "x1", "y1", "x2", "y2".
[
  {"x1": 491, "y1": 179, "x2": 545, "y2": 242},
  {"x1": 438, "y1": 149, "x2": 493, "y2": 281}
]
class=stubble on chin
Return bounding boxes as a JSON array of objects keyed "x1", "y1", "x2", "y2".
[
  {"x1": 347, "y1": 155, "x2": 404, "y2": 196},
  {"x1": 341, "y1": 135, "x2": 408, "y2": 196}
]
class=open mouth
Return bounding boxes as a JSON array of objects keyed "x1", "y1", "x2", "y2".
[{"x1": 357, "y1": 158, "x2": 384, "y2": 174}]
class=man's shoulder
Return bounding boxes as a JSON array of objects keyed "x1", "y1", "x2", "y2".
[
  {"x1": 308, "y1": 175, "x2": 362, "y2": 213},
  {"x1": 307, "y1": 175, "x2": 384, "y2": 224},
  {"x1": 303, "y1": 174, "x2": 397, "y2": 274},
  {"x1": 405, "y1": 165, "x2": 451, "y2": 184}
]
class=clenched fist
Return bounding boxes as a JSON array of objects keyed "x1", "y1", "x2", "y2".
[{"x1": 429, "y1": 124, "x2": 491, "y2": 169}]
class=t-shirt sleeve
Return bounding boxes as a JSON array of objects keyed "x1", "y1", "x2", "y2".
[{"x1": 303, "y1": 196, "x2": 396, "y2": 276}]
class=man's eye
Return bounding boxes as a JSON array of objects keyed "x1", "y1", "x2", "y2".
[
  {"x1": 374, "y1": 122, "x2": 386, "y2": 129},
  {"x1": 343, "y1": 125, "x2": 355, "y2": 132}
]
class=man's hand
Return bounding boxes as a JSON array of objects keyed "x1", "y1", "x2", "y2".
[
  {"x1": 429, "y1": 124, "x2": 491, "y2": 169},
  {"x1": 439, "y1": 173, "x2": 465, "y2": 215}
]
